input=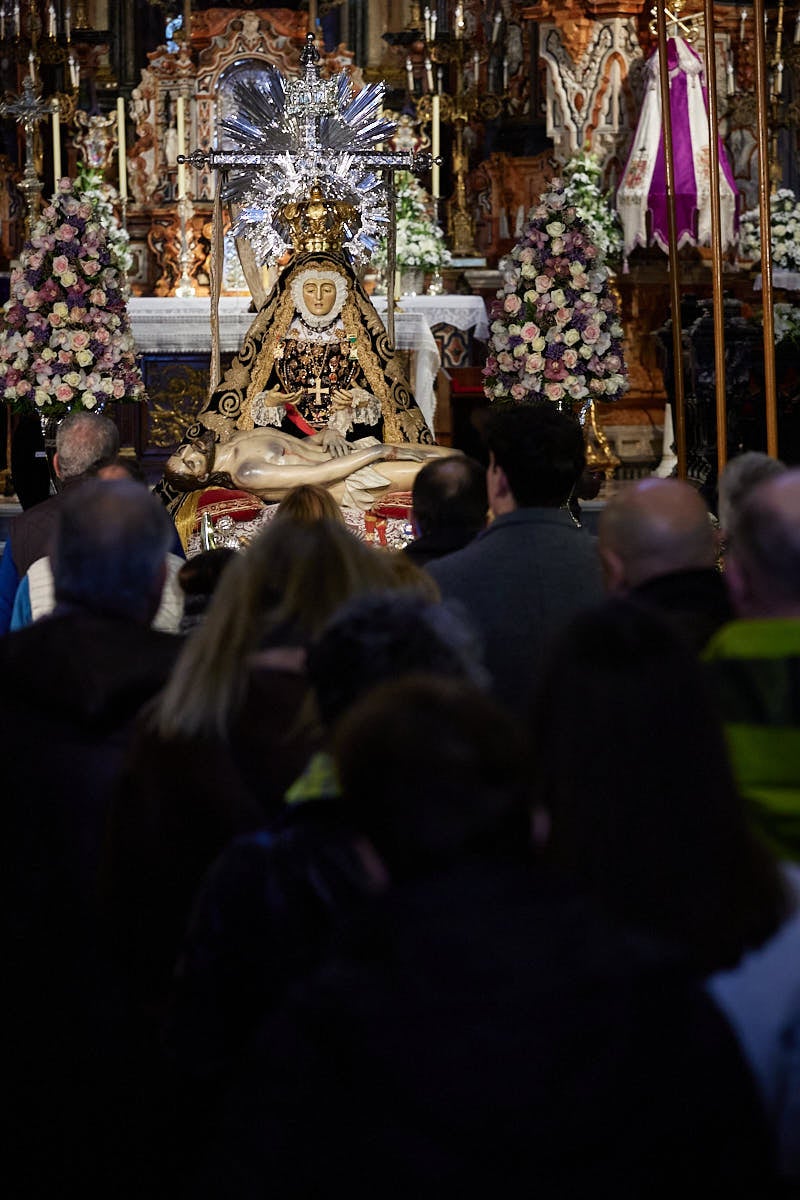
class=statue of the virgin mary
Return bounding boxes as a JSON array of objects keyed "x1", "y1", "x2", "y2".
[{"x1": 157, "y1": 36, "x2": 444, "y2": 527}]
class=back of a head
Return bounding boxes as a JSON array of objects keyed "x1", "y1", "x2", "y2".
[
  {"x1": 484, "y1": 402, "x2": 585, "y2": 507},
  {"x1": 309, "y1": 591, "x2": 489, "y2": 730},
  {"x1": 411, "y1": 455, "x2": 487, "y2": 537},
  {"x1": 717, "y1": 451, "x2": 787, "y2": 535},
  {"x1": 529, "y1": 598, "x2": 785, "y2": 970},
  {"x1": 53, "y1": 478, "x2": 172, "y2": 623},
  {"x1": 726, "y1": 469, "x2": 800, "y2": 616},
  {"x1": 334, "y1": 674, "x2": 528, "y2": 873},
  {"x1": 275, "y1": 483, "x2": 346, "y2": 526},
  {"x1": 55, "y1": 411, "x2": 120, "y2": 481},
  {"x1": 153, "y1": 519, "x2": 398, "y2": 739},
  {"x1": 599, "y1": 477, "x2": 716, "y2": 589}
]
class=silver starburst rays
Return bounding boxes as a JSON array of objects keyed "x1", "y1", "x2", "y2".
[{"x1": 213, "y1": 36, "x2": 417, "y2": 266}]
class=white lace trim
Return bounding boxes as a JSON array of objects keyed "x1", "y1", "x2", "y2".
[{"x1": 251, "y1": 396, "x2": 286, "y2": 428}]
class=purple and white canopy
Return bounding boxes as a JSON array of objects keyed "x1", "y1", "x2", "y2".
[{"x1": 617, "y1": 36, "x2": 738, "y2": 260}]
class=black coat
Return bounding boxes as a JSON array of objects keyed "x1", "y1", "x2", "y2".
[{"x1": 204, "y1": 857, "x2": 773, "y2": 1197}]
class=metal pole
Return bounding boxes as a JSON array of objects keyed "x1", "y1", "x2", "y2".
[
  {"x1": 654, "y1": 2, "x2": 688, "y2": 479},
  {"x1": 753, "y1": 0, "x2": 779, "y2": 457},
  {"x1": 385, "y1": 168, "x2": 396, "y2": 348},
  {"x1": 703, "y1": 0, "x2": 728, "y2": 472}
]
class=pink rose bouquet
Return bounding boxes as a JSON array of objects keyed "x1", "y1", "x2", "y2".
[
  {"x1": 0, "y1": 177, "x2": 145, "y2": 417},
  {"x1": 483, "y1": 179, "x2": 627, "y2": 408}
]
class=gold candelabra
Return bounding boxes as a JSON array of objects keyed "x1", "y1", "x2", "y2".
[
  {"x1": 727, "y1": 0, "x2": 800, "y2": 191},
  {"x1": 0, "y1": 1, "x2": 80, "y2": 227},
  {"x1": 401, "y1": 2, "x2": 509, "y2": 256}
]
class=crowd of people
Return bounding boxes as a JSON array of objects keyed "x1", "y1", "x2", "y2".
[{"x1": 2, "y1": 402, "x2": 799, "y2": 1196}]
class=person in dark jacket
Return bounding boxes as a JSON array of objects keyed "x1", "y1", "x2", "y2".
[
  {"x1": 599, "y1": 476, "x2": 731, "y2": 654},
  {"x1": 3, "y1": 478, "x2": 182, "y2": 1198},
  {"x1": 0, "y1": 410, "x2": 119, "y2": 633},
  {"x1": 404, "y1": 454, "x2": 487, "y2": 566}
]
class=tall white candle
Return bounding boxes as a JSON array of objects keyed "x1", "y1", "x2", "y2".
[
  {"x1": 406, "y1": 57, "x2": 415, "y2": 94},
  {"x1": 741, "y1": 9, "x2": 747, "y2": 40},
  {"x1": 52, "y1": 100, "x2": 61, "y2": 189},
  {"x1": 47, "y1": 3, "x2": 56, "y2": 38},
  {"x1": 430, "y1": 10, "x2": 437, "y2": 39},
  {"x1": 29, "y1": 50, "x2": 36, "y2": 82},
  {"x1": 13, "y1": 2, "x2": 20, "y2": 37},
  {"x1": 472, "y1": 49, "x2": 480, "y2": 87},
  {"x1": 425, "y1": 57, "x2": 434, "y2": 92},
  {"x1": 65, "y1": 3, "x2": 71, "y2": 40},
  {"x1": 795, "y1": 12, "x2": 800, "y2": 43},
  {"x1": 116, "y1": 96, "x2": 127, "y2": 201},
  {"x1": 454, "y1": 3, "x2": 464, "y2": 39},
  {"x1": 431, "y1": 93, "x2": 440, "y2": 200},
  {"x1": 726, "y1": 58, "x2": 735, "y2": 97},
  {"x1": 492, "y1": 12, "x2": 502, "y2": 42},
  {"x1": 176, "y1": 95, "x2": 186, "y2": 198},
  {"x1": 423, "y1": 6, "x2": 431, "y2": 42}
]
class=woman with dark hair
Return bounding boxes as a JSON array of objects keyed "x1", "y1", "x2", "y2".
[{"x1": 529, "y1": 598, "x2": 788, "y2": 975}]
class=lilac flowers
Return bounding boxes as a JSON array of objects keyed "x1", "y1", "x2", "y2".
[
  {"x1": 0, "y1": 177, "x2": 145, "y2": 417},
  {"x1": 483, "y1": 180, "x2": 627, "y2": 407}
]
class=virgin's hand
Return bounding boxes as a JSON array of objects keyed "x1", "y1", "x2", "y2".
[
  {"x1": 319, "y1": 428, "x2": 350, "y2": 457},
  {"x1": 331, "y1": 388, "x2": 356, "y2": 411}
]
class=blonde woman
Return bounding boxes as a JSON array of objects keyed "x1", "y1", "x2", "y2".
[{"x1": 102, "y1": 518, "x2": 402, "y2": 1010}]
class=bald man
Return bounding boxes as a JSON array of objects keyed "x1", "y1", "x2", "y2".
[
  {"x1": 598, "y1": 477, "x2": 731, "y2": 653},
  {"x1": 705, "y1": 469, "x2": 800, "y2": 862}
]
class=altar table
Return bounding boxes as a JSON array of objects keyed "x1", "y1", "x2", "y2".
[{"x1": 373, "y1": 293, "x2": 489, "y2": 369}]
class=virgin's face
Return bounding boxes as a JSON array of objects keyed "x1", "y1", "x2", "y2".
[{"x1": 302, "y1": 278, "x2": 338, "y2": 317}]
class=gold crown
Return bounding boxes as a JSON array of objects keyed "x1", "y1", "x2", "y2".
[{"x1": 281, "y1": 181, "x2": 357, "y2": 254}]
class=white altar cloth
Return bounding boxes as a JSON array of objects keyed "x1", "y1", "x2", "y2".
[
  {"x1": 128, "y1": 297, "x2": 440, "y2": 434},
  {"x1": 372, "y1": 293, "x2": 489, "y2": 340}
]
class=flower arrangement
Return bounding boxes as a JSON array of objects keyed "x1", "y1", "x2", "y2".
[
  {"x1": 739, "y1": 188, "x2": 800, "y2": 270},
  {"x1": 758, "y1": 301, "x2": 800, "y2": 346},
  {"x1": 372, "y1": 171, "x2": 451, "y2": 272},
  {"x1": 562, "y1": 148, "x2": 623, "y2": 268},
  {"x1": 0, "y1": 175, "x2": 145, "y2": 417},
  {"x1": 483, "y1": 179, "x2": 627, "y2": 407}
]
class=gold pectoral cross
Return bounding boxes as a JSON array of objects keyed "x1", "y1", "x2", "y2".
[{"x1": 306, "y1": 376, "x2": 330, "y2": 409}]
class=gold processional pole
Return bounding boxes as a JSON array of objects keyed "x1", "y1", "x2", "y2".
[
  {"x1": 753, "y1": 0, "x2": 780, "y2": 457},
  {"x1": 654, "y1": 2, "x2": 688, "y2": 479},
  {"x1": 702, "y1": 0, "x2": 728, "y2": 472}
]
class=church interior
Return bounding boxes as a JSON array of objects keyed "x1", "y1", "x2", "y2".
[
  {"x1": 1, "y1": 4, "x2": 800, "y2": 1193},
  {"x1": 1, "y1": 0, "x2": 797, "y2": 496}
]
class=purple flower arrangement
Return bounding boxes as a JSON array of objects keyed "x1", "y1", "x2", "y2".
[
  {"x1": 483, "y1": 179, "x2": 627, "y2": 407},
  {"x1": 0, "y1": 177, "x2": 145, "y2": 417}
]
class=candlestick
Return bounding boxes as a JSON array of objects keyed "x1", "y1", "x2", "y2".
[
  {"x1": 492, "y1": 11, "x2": 502, "y2": 42},
  {"x1": 13, "y1": 2, "x2": 20, "y2": 37},
  {"x1": 777, "y1": 61, "x2": 784, "y2": 96},
  {"x1": 68, "y1": 53, "x2": 79, "y2": 90},
  {"x1": 425, "y1": 58, "x2": 434, "y2": 93},
  {"x1": 176, "y1": 95, "x2": 186, "y2": 198},
  {"x1": 472, "y1": 49, "x2": 480, "y2": 88},
  {"x1": 52, "y1": 100, "x2": 61, "y2": 189},
  {"x1": 47, "y1": 3, "x2": 56, "y2": 38},
  {"x1": 431, "y1": 93, "x2": 440, "y2": 200},
  {"x1": 424, "y1": 6, "x2": 431, "y2": 42},
  {"x1": 406, "y1": 57, "x2": 414, "y2": 94},
  {"x1": 726, "y1": 57, "x2": 735, "y2": 97},
  {"x1": 116, "y1": 96, "x2": 127, "y2": 201},
  {"x1": 502, "y1": 55, "x2": 509, "y2": 90},
  {"x1": 430, "y1": 10, "x2": 437, "y2": 39},
  {"x1": 65, "y1": 3, "x2": 71, "y2": 41},
  {"x1": 454, "y1": 2, "x2": 464, "y2": 39},
  {"x1": 741, "y1": 8, "x2": 747, "y2": 40},
  {"x1": 28, "y1": 51, "x2": 36, "y2": 82}
]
